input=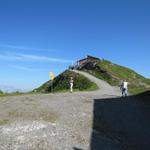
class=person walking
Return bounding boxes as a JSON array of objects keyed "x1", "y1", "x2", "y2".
[
  {"x1": 69, "y1": 77, "x2": 74, "y2": 93},
  {"x1": 120, "y1": 80, "x2": 128, "y2": 97}
]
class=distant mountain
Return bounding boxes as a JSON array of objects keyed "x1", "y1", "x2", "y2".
[
  {"x1": 77, "y1": 57, "x2": 150, "y2": 94},
  {"x1": 34, "y1": 70, "x2": 98, "y2": 93},
  {"x1": 0, "y1": 85, "x2": 24, "y2": 93}
]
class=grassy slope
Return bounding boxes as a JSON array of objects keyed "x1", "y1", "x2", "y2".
[
  {"x1": 80, "y1": 59, "x2": 150, "y2": 95},
  {"x1": 35, "y1": 70, "x2": 98, "y2": 93},
  {"x1": 0, "y1": 92, "x2": 37, "y2": 97}
]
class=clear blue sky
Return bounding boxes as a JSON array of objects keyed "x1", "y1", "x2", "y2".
[{"x1": 0, "y1": 0, "x2": 150, "y2": 91}]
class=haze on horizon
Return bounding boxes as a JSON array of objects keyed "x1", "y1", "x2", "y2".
[{"x1": 0, "y1": 0, "x2": 150, "y2": 92}]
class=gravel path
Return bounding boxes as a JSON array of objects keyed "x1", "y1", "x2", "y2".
[
  {"x1": 0, "y1": 71, "x2": 121, "y2": 150},
  {"x1": 72, "y1": 70, "x2": 120, "y2": 96}
]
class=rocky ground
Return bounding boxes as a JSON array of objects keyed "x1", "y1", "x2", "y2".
[
  {"x1": 0, "y1": 91, "x2": 120, "y2": 150},
  {"x1": 0, "y1": 71, "x2": 149, "y2": 150}
]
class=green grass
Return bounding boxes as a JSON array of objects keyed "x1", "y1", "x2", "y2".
[
  {"x1": 0, "y1": 92, "x2": 38, "y2": 97},
  {"x1": 8, "y1": 110, "x2": 59, "y2": 123},
  {"x1": 35, "y1": 70, "x2": 98, "y2": 93},
  {"x1": 84, "y1": 82, "x2": 99, "y2": 91},
  {"x1": 80, "y1": 59, "x2": 150, "y2": 95},
  {"x1": 0, "y1": 92, "x2": 24, "y2": 97},
  {"x1": 0, "y1": 119, "x2": 9, "y2": 126},
  {"x1": 129, "y1": 87, "x2": 150, "y2": 95}
]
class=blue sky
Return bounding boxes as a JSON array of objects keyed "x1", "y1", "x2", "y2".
[{"x1": 0, "y1": 0, "x2": 150, "y2": 91}]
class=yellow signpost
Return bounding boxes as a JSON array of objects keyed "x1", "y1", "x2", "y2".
[
  {"x1": 49, "y1": 72, "x2": 54, "y2": 93},
  {"x1": 50, "y1": 72, "x2": 54, "y2": 81}
]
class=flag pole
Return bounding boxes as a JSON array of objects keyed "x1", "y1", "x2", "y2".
[{"x1": 50, "y1": 71, "x2": 54, "y2": 93}]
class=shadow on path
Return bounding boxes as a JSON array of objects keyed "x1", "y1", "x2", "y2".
[
  {"x1": 91, "y1": 92, "x2": 150, "y2": 150},
  {"x1": 72, "y1": 147, "x2": 83, "y2": 150}
]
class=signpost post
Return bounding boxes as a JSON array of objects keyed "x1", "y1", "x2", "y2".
[{"x1": 50, "y1": 72, "x2": 54, "y2": 93}]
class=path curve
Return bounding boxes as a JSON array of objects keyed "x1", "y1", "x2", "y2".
[{"x1": 72, "y1": 70, "x2": 120, "y2": 96}]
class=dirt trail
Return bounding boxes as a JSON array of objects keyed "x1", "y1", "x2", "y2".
[
  {"x1": 72, "y1": 70, "x2": 120, "y2": 96},
  {"x1": 0, "y1": 71, "x2": 149, "y2": 150}
]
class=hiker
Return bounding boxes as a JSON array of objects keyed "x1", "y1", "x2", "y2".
[
  {"x1": 120, "y1": 80, "x2": 128, "y2": 97},
  {"x1": 69, "y1": 77, "x2": 74, "y2": 93}
]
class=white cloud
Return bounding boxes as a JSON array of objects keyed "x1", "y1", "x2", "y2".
[
  {"x1": 10, "y1": 65, "x2": 41, "y2": 72},
  {"x1": 0, "y1": 52, "x2": 73, "y2": 63},
  {"x1": 0, "y1": 44, "x2": 53, "y2": 52}
]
